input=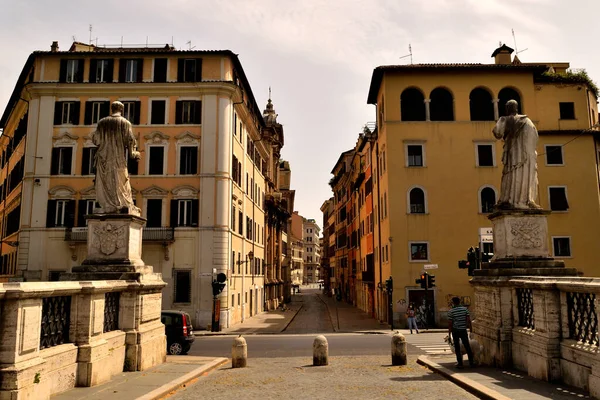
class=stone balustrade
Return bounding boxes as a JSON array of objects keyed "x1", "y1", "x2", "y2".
[
  {"x1": 0, "y1": 278, "x2": 166, "y2": 400},
  {"x1": 471, "y1": 276, "x2": 600, "y2": 397}
]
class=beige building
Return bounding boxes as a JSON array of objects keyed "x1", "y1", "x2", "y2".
[
  {"x1": 0, "y1": 40, "x2": 290, "y2": 329},
  {"x1": 302, "y1": 217, "x2": 321, "y2": 283}
]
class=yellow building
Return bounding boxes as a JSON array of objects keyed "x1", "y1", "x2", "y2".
[
  {"x1": 327, "y1": 44, "x2": 600, "y2": 327},
  {"x1": 0, "y1": 40, "x2": 290, "y2": 329}
]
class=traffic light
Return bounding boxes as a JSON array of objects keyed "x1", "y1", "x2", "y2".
[
  {"x1": 427, "y1": 274, "x2": 436, "y2": 288},
  {"x1": 415, "y1": 272, "x2": 429, "y2": 289},
  {"x1": 458, "y1": 260, "x2": 469, "y2": 269},
  {"x1": 211, "y1": 272, "x2": 227, "y2": 296},
  {"x1": 385, "y1": 277, "x2": 393, "y2": 293}
]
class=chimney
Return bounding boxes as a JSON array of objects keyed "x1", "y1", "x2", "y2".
[
  {"x1": 51, "y1": 41, "x2": 59, "y2": 52},
  {"x1": 491, "y1": 44, "x2": 514, "y2": 65}
]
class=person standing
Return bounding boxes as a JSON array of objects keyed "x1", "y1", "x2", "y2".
[
  {"x1": 447, "y1": 297, "x2": 474, "y2": 368},
  {"x1": 406, "y1": 304, "x2": 418, "y2": 334}
]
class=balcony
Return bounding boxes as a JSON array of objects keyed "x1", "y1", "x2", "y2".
[{"x1": 65, "y1": 227, "x2": 175, "y2": 242}]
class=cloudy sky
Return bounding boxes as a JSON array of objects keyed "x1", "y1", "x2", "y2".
[{"x1": 1, "y1": 0, "x2": 598, "y2": 227}]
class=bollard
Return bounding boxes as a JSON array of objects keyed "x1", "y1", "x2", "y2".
[
  {"x1": 232, "y1": 335, "x2": 247, "y2": 368},
  {"x1": 391, "y1": 331, "x2": 407, "y2": 366},
  {"x1": 313, "y1": 335, "x2": 329, "y2": 366}
]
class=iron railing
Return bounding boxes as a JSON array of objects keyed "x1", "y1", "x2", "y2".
[
  {"x1": 40, "y1": 296, "x2": 71, "y2": 349},
  {"x1": 65, "y1": 227, "x2": 175, "y2": 242},
  {"x1": 103, "y1": 292, "x2": 120, "y2": 333},
  {"x1": 517, "y1": 288, "x2": 535, "y2": 329},
  {"x1": 567, "y1": 292, "x2": 598, "y2": 346}
]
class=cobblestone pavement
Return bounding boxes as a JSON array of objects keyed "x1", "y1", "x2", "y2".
[{"x1": 168, "y1": 355, "x2": 478, "y2": 400}]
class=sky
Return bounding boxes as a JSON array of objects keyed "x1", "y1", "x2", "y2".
[{"x1": 1, "y1": 0, "x2": 599, "y2": 228}]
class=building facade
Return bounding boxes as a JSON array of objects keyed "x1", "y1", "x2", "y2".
[
  {"x1": 325, "y1": 44, "x2": 600, "y2": 327},
  {"x1": 302, "y1": 218, "x2": 321, "y2": 284},
  {"x1": 0, "y1": 41, "x2": 291, "y2": 329}
]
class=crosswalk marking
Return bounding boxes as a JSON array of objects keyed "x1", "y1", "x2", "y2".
[{"x1": 403, "y1": 332, "x2": 453, "y2": 355}]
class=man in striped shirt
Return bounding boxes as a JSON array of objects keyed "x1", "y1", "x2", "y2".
[{"x1": 447, "y1": 297, "x2": 474, "y2": 368}]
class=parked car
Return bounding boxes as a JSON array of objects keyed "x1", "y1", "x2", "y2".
[{"x1": 161, "y1": 310, "x2": 195, "y2": 355}]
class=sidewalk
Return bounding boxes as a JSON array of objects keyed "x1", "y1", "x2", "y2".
[
  {"x1": 418, "y1": 355, "x2": 591, "y2": 400},
  {"x1": 51, "y1": 356, "x2": 227, "y2": 400}
]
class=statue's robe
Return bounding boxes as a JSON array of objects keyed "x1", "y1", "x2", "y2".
[{"x1": 92, "y1": 114, "x2": 139, "y2": 215}]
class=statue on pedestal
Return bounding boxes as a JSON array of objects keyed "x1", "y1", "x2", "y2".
[
  {"x1": 492, "y1": 100, "x2": 541, "y2": 210},
  {"x1": 92, "y1": 101, "x2": 140, "y2": 216}
]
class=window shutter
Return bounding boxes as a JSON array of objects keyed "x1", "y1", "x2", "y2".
[
  {"x1": 136, "y1": 59, "x2": 144, "y2": 82},
  {"x1": 101, "y1": 101, "x2": 110, "y2": 119},
  {"x1": 194, "y1": 101, "x2": 202, "y2": 124},
  {"x1": 63, "y1": 148, "x2": 73, "y2": 175},
  {"x1": 75, "y1": 60, "x2": 84, "y2": 82},
  {"x1": 50, "y1": 148, "x2": 60, "y2": 175},
  {"x1": 59, "y1": 60, "x2": 67, "y2": 82},
  {"x1": 170, "y1": 200, "x2": 178, "y2": 227},
  {"x1": 54, "y1": 102, "x2": 63, "y2": 125},
  {"x1": 134, "y1": 101, "x2": 141, "y2": 125},
  {"x1": 175, "y1": 101, "x2": 182, "y2": 124},
  {"x1": 191, "y1": 199, "x2": 199, "y2": 226},
  {"x1": 177, "y1": 59, "x2": 184, "y2": 82},
  {"x1": 46, "y1": 200, "x2": 57, "y2": 227},
  {"x1": 195, "y1": 59, "x2": 202, "y2": 82},
  {"x1": 89, "y1": 59, "x2": 97, "y2": 82},
  {"x1": 127, "y1": 157, "x2": 138, "y2": 175},
  {"x1": 81, "y1": 148, "x2": 90, "y2": 175},
  {"x1": 65, "y1": 200, "x2": 76, "y2": 228},
  {"x1": 77, "y1": 199, "x2": 86, "y2": 227},
  {"x1": 72, "y1": 102, "x2": 81, "y2": 125},
  {"x1": 118, "y1": 59, "x2": 126, "y2": 82},
  {"x1": 238, "y1": 162, "x2": 241, "y2": 185},
  {"x1": 84, "y1": 101, "x2": 92, "y2": 125}
]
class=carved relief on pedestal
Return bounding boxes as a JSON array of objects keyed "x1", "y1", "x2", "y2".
[
  {"x1": 510, "y1": 219, "x2": 543, "y2": 249},
  {"x1": 92, "y1": 223, "x2": 127, "y2": 256}
]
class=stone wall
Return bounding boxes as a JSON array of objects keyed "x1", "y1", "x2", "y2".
[{"x1": 0, "y1": 279, "x2": 166, "y2": 400}]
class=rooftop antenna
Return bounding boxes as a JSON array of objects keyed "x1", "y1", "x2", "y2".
[
  {"x1": 399, "y1": 44, "x2": 413, "y2": 64},
  {"x1": 72, "y1": 35, "x2": 77, "y2": 42},
  {"x1": 512, "y1": 29, "x2": 528, "y2": 55},
  {"x1": 89, "y1": 25, "x2": 92, "y2": 45},
  {"x1": 186, "y1": 40, "x2": 196, "y2": 50},
  {"x1": 121, "y1": 36, "x2": 123, "y2": 47}
]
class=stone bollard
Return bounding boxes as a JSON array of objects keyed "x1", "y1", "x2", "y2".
[
  {"x1": 232, "y1": 335, "x2": 247, "y2": 368},
  {"x1": 313, "y1": 335, "x2": 329, "y2": 366},
  {"x1": 391, "y1": 331, "x2": 407, "y2": 366}
]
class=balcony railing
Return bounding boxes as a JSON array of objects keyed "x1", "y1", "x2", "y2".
[{"x1": 65, "y1": 227, "x2": 175, "y2": 242}]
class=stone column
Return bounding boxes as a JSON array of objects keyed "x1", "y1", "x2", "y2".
[
  {"x1": 424, "y1": 99, "x2": 431, "y2": 121},
  {"x1": 493, "y1": 99, "x2": 500, "y2": 120}
]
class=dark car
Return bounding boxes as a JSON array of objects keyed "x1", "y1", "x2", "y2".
[{"x1": 161, "y1": 310, "x2": 195, "y2": 355}]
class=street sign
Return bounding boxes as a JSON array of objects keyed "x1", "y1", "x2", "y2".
[
  {"x1": 479, "y1": 227, "x2": 493, "y2": 236},
  {"x1": 424, "y1": 264, "x2": 438, "y2": 270}
]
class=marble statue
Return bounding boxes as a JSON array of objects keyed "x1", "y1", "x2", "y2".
[
  {"x1": 92, "y1": 101, "x2": 140, "y2": 216},
  {"x1": 492, "y1": 100, "x2": 540, "y2": 210}
]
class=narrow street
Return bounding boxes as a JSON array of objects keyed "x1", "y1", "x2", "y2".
[{"x1": 283, "y1": 287, "x2": 335, "y2": 333}]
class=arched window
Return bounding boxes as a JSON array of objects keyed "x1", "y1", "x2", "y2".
[
  {"x1": 430, "y1": 88, "x2": 454, "y2": 121},
  {"x1": 480, "y1": 187, "x2": 496, "y2": 213},
  {"x1": 409, "y1": 188, "x2": 426, "y2": 214},
  {"x1": 401, "y1": 88, "x2": 426, "y2": 121},
  {"x1": 469, "y1": 88, "x2": 495, "y2": 121},
  {"x1": 498, "y1": 87, "x2": 522, "y2": 116}
]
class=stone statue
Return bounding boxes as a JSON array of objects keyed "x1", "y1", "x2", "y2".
[
  {"x1": 92, "y1": 101, "x2": 140, "y2": 216},
  {"x1": 492, "y1": 100, "x2": 540, "y2": 210}
]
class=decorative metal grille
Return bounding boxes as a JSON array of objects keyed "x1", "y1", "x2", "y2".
[
  {"x1": 567, "y1": 292, "x2": 598, "y2": 346},
  {"x1": 104, "y1": 292, "x2": 120, "y2": 333},
  {"x1": 517, "y1": 288, "x2": 535, "y2": 329},
  {"x1": 40, "y1": 296, "x2": 71, "y2": 349}
]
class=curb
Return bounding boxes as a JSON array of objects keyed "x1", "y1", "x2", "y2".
[
  {"x1": 136, "y1": 357, "x2": 228, "y2": 400},
  {"x1": 417, "y1": 356, "x2": 512, "y2": 400},
  {"x1": 280, "y1": 304, "x2": 303, "y2": 332}
]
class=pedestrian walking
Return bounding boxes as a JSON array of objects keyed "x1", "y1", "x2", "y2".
[
  {"x1": 447, "y1": 297, "x2": 474, "y2": 368},
  {"x1": 406, "y1": 304, "x2": 418, "y2": 334}
]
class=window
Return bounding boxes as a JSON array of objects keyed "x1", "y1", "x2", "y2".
[
  {"x1": 128, "y1": 156, "x2": 138, "y2": 175},
  {"x1": 153, "y1": 58, "x2": 168, "y2": 83},
  {"x1": 238, "y1": 210, "x2": 243, "y2": 235},
  {"x1": 60, "y1": 59, "x2": 83, "y2": 83},
  {"x1": 545, "y1": 145, "x2": 564, "y2": 165},
  {"x1": 146, "y1": 199, "x2": 162, "y2": 227},
  {"x1": 171, "y1": 199, "x2": 199, "y2": 227},
  {"x1": 549, "y1": 187, "x2": 569, "y2": 211},
  {"x1": 54, "y1": 101, "x2": 80, "y2": 125},
  {"x1": 51, "y1": 147, "x2": 73, "y2": 175},
  {"x1": 120, "y1": 59, "x2": 143, "y2": 83},
  {"x1": 148, "y1": 147, "x2": 165, "y2": 175},
  {"x1": 498, "y1": 87, "x2": 521, "y2": 116},
  {"x1": 406, "y1": 144, "x2": 423, "y2": 167},
  {"x1": 174, "y1": 270, "x2": 191, "y2": 303},
  {"x1": 401, "y1": 88, "x2": 426, "y2": 121},
  {"x1": 480, "y1": 187, "x2": 496, "y2": 213},
  {"x1": 179, "y1": 147, "x2": 198, "y2": 175},
  {"x1": 553, "y1": 237, "x2": 571, "y2": 257},
  {"x1": 409, "y1": 242, "x2": 429, "y2": 262},
  {"x1": 178, "y1": 58, "x2": 202, "y2": 82},
  {"x1": 84, "y1": 101, "x2": 110, "y2": 125},
  {"x1": 469, "y1": 88, "x2": 494, "y2": 121},
  {"x1": 175, "y1": 100, "x2": 201, "y2": 124},
  {"x1": 122, "y1": 101, "x2": 141, "y2": 124},
  {"x1": 477, "y1": 144, "x2": 494, "y2": 167},
  {"x1": 81, "y1": 147, "x2": 97, "y2": 175},
  {"x1": 429, "y1": 87, "x2": 454, "y2": 121},
  {"x1": 46, "y1": 199, "x2": 75, "y2": 228},
  {"x1": 89, "y1": 59, "x2": 113, "y2": 83},
  {"x1": 77, "y1": 199, "x2": 98, "y2": 226},
  {"x1": 559, "y1": 102, "x2": 575, "y2": 120},
  {"x1": 151, "y1": 100, "x2": 166, "y2": 124},
  {"x1": 409, "y1": 188, "x2": 425, "y2": 214}
]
